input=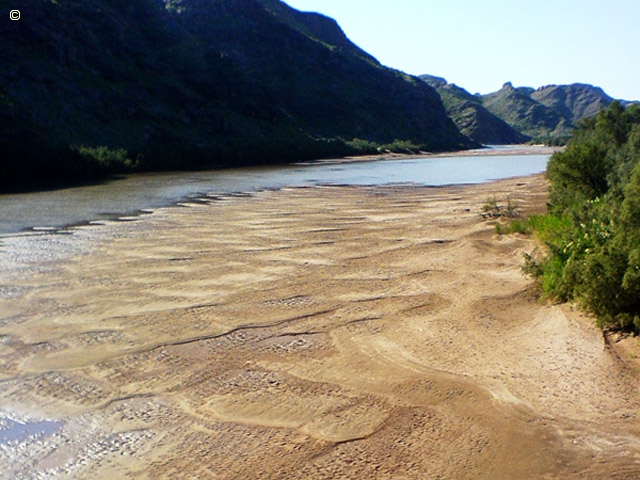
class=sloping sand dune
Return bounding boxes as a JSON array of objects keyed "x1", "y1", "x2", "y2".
[{"x1": 1, "y1": 174, "x2": 640, "y2": 479}]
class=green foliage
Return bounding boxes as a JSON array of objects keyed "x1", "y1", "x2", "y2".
[
  {"x1": 487, "y1": 196, "x2": 535, "y2": 236},
  {"x1": 494, "y1": 218, "x2": 531, "y2": 235},
  {"x1": 530, "y1": 135, "x2": 571, "y2": 147},
  {"x1": 527, "y1": 214, "x2": 573, "y2": 244},
  {"x1": 344, "y1": 138, "x2": 380, "y2": 154},
  {"x1": 346, "y1": 138, "x2": 451, "y2": 156},
  {"x1": 493, "y1": 212, "x2": 570, "y2": 238},
  {"x1": 383, "y1": 139, "x2": 422, "y2": 154},
  {"x1": 74, "y1": 146, "x2": 140, "y2": 173},
  {"x1": 526, "y1": 102, "x2": 640, "y2": 332}
]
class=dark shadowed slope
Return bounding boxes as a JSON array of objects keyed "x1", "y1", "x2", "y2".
[{"x1": 1, "y1": 0, "x2": 471, "y2": 191}]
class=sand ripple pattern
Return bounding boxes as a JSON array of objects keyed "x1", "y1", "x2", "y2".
[{"x1": 1, "y1": 175, "x2": 640, "y2": 478}]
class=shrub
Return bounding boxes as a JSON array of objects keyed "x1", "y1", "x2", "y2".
[
  {"x1": 482, "y1": 196, "x2": 519, "y2": 219},
  {"x1": 525, "y1": 102, "x2": 640, "y2": 333},
  {"x1": 494, "y1": 218, "x2": 531, "y2": 235},
  {"x1": 74, "y1": 146, "x2": 140, "y2": 173}
]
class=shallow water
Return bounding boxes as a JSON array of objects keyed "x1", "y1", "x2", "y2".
[
  {"x1": 0, "y1": 151, "x2": 549, "y2": 235},
  {"x1": 0, "y1": 417, "x2": 62, "y2": 445}
]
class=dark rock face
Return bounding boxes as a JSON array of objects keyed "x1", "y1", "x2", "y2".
[
  {"x1": 2, "y1": 0, "x2": 471, "y2": 189},
  {"x1": 446, "y1": 100, "x2": 531, "y2": 145}
]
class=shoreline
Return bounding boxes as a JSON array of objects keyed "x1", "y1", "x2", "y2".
[
  {"x1": 0, "y1": 146, "x2": 553, "y2": 236},
  {"x1": 1, "y1": 174, "x2": 639, "y2": 479}
]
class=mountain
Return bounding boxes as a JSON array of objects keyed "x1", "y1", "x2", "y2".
[
  {"x1": 420, "y1": 76, "x2": 530, "y2": 145},
  {"x1": 481, "y1": 82, "x2": 575, "y2": 142},
  {"x1": 477, "y1": 82, "x2": 637, "y2": 144},
  {"x1": 530, "y1": 83, "x2": 613, "y2": 123},
  {"x1": 420, "y1": 75, "x2": 639, "y2": 145},
  {"x1": 1, "y1": 0, "x2": 472, "y2": 191}
]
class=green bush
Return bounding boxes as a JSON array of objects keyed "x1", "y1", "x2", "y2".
[
  {"x1": 525, "y1": 102, "x2": 640, "y2": 332},
  {"x1": 74, "y1": 146, "x2": 140, "y2": 173},
  {"x1": 482, "y1": 196, "x2": 519, "y2": 219},
  {"x1": 494, "y1": 218, "x2": 531, "y2": 235},
  {"x1": 384, "y1": 139, "x2": 421, "y2": 154},
  {"x1": 345, "y1": 138, "x2": 379, "y2": 154}
]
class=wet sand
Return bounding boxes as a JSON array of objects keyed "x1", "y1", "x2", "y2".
[{"x1": 1, "y1": 174, "x2": 640, "y2": 479}]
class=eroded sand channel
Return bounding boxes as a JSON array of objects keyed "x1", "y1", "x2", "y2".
[{"x1": 1, "y1": 175, "x2": 640, "y2": 479}]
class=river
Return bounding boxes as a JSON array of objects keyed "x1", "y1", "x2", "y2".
[{"x1": 0, "y1": 148, "x2": 550, "y2": 235}]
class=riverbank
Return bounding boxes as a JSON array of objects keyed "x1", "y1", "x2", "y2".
[
  {"x1": 0, "y1": 147, "x2": 551, "y2": 235},
  {"x1": 1, "y1": 174, "x2": 639, "y2": 479}
]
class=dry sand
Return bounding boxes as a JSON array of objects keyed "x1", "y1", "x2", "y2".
[{"x1": 1, "y1": 174, "x2": 640, "y2": 479}]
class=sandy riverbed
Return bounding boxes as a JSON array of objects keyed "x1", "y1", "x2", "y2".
[{"x1": 1, "y1": 174, "x2": 640, "y2": 479}]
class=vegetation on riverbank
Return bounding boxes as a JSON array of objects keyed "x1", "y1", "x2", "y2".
[
  {"x1": 521, "y1": 102, "x2": 640, "y2": 333},
  {"x1": 0, "y1": 135, "x2": 451, "y2": 193}
]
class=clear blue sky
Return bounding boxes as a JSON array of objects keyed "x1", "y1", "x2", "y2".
[{"x1": 284, "y1": 0, "x2": 640, "y2": 100}]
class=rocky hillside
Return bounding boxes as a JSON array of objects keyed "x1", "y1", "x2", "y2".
[
  {"x1": 2, "y1": 0, "x2": 471, "y2": 191},
  {"x1": 422, "y1": 76, "x2": 638, "y2": 145},
  {"x1": 481, "y1": 82, "x2": 575, "y2": 142},
  {"x1": 530, "y1": 83, "x2": 613, "y2": 123},
  {"x1": 478, "y1": 82, "x2": 638, "y2": 144},
  {"x1": 420, "y1": 76, "x2": 530, "y2": 145}
]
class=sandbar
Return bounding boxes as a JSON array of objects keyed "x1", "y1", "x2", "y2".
[{"x1": 1, "y1": 174, "x2": 639, "y2": 479}]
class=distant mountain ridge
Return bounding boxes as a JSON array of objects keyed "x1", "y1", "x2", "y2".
[
  {"x1": 2, "y1": 0, "x2": 471, "y2": 191},
  {"x1": 420, "y1": 76, "x2": 637, "y2": 144},
  {"x1": 530, "y1": 83, "x2": 613, "y2": 123},
  {"x1": 481, "y1": 82, "x2": 575, "y2": 141}
]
